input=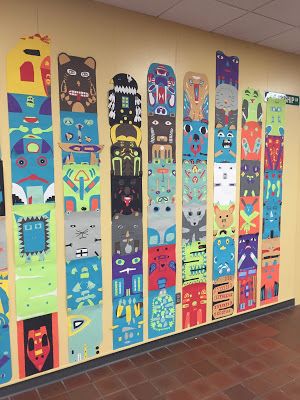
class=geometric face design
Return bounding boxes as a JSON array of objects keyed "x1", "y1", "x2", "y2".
[
  {"x1": 265, "y1": 98, "x2": 285, "y2": 136},
  {"x1": 214, "y1": 127, "x2": 237, "y2": 163},
  {"x1": 108, "y1": 73, "x2": 141, "y2": 127},
  {"x1": 183, "y1": 160, "x2": 207, "y2": 204},
  {"x1": 182, "y1": 282, "x2": 206, "y2": 329},
  {"x1": 239, "y1": 196, "x2": 260, "y2": 235},
  {"x1": 212, "y1": 275, "x2": 234, "y2": 320},
  {"x1": 148, "y1": 287, "x2": 176, "y2": 339},
  {"x1": 8, "y1": 93, "x2": 54, "y2": 205},
  {"x1": 241, "y1": 88, "x2": 263, "y2": 126},
  {"x1": 182, "y1": 242, "x2": 206, "y2": 283},
  {"x1": 112, "y1": 212, "x2": 142, "y2": 255},
  {"x1": 240, "y1": 160, "x2": 260, "y2": 197},
  {"x1": 213, "y1": 236, "x2": 235, "y2": 280},
  {"x1": 241, "y1": 121, "x2": 262, "y2": 160},
  {"x1": 62, "y1": 164, "x2": 100, "y2": 213},
  {"x1": 66, "y1": 257, "x2": 102, "y2": 311},
  {"x1": 183, "y1": 121, "x2": 208, "y2": 161},
  {"x1": 64, "y1": 211, "x2": 101, "y2": 261},
  {"x1": 183, "y1": 72, "x2": 209, "y2": 122},
  {"x1": 112, "y1": 294, "x2": 143, "y2": 350},
  {"x1": 238, "y1": 233, "x2": 258, "y2": 271},
  {"x1": 148, "y1": 245, "x2": 176, "y2": 291},
  {"x1": 148, "y1": 160, "x2": 176, "y2": 204},
  {"x1": 216, "y1": 51, "x2": 239, "y2": 87},
  {"x1": 60, "y1": 111, "x2": 99, "y2": 145},
  {"x1": 148, "y1": 202, "x2": 176, "y2": 247},
  {"x1": 215, "y1": 83, "x2": 238, "y2": 130},
  {"x1": 213, "y1": 163, "x2": 236, "y2": 206},
  {"x1": 112, "y1": 251, "x2": 143, "y2": 297},
  {"x1": 17, "y1": 313, "x2": 59, "y2": 378},
  {"x1": 264, "y1": 136, "x2": 283, "y2": 171},
  {"x1": 15, "y1": 211, "x2": 50, "y2": 261},
  {"x1": 111, "y1": 176, "x2": 142, "y2": 217},
  {"x1": 68, "y1": 305, "x2": 102, "y2": 362}
]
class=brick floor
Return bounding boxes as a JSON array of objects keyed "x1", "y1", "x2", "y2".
[{"x1": 3, "y1": 305, "x2": 300, "y2": 400}]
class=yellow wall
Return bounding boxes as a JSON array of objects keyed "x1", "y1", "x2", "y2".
[{"x1": 1, "y1": 0, "x2": 300, "y2": 387}]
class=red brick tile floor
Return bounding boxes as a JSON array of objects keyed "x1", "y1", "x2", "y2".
[{"x1": 3, "y1": 305, "x2": 300, "y2": 400}]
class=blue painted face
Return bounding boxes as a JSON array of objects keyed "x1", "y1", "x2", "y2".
[
  {"x1": 264, "y1": 170, "x2": 282, "y2": 202},
  {"x1": 214, "y1": 126, "x2": 237, "y2": 163},
  {"x1": 183, "y1": 121, "x2": 208, "y2": 161},
  {"x1": 112, "y1": 293, "x2": 143, "y2": 349},
  {"x1": 15, "y1": 211, "x2": 50, "y2": 260},
  {"x1": 213, "y1": 236, "x2": 235, "y2": 280},
  {"x1": 66, "y1": 256, "x2": 102, "y2": 311},
  {"x1": 8, "y1": 93, "x2": 54, "y2": 205},
  {"x1": 11, "y1": 135, "x2": 54, "y2": 205},
  {"x1": 263, "y1": 198, "x2": 281, "y2": 239},
  {"x1": 148, "y1": 159, "x2": 176, "y2": 203}
]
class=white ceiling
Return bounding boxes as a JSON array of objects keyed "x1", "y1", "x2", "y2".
[{"x1": 95, "y1": 0, "x2": 300, "y2": 54}]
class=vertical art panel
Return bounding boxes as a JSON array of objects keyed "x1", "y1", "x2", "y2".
[
  {"x1": 182, "y1": 72, "x2": 208, "y2": 329},
  {"x1": 212, "y1": 51, "x2": 239, "y2": 320},
  {"x1": 147, "y1": 63, "x2": 176, "y2": 338},
  {"x1": 260, "y1": 97, "x2": 285, "y2": 305},
  {"x1": 7, "y1": 34, "x2": 59, "y2": 377},
  {"x1": 58, "y1": 53, "x2": 103, "y2": 362},
  {"x1": 108, "y1": 74, "x2": 143, "y2": 349},
  {"x1": 237, "y1": 88, "x2": 263, "y2": 312},
  {"x1": 0, "y1": 151, "x2": 12, "y2": 384}
]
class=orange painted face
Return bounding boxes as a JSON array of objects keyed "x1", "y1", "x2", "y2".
[
  {"x1": 241, "y1": 121, "x2": 262, "y2": 160},
  {"x1": 26, "y1": 326, "x2": 50, "y2": 371}
]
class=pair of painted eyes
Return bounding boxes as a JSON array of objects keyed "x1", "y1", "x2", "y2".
[
  {"x1": 243, "y1": 165, "x2": 259, "y2": 173},
  {"x1": 16, "y1": 156, "x2": 48, "y2": 168},
  {"x1": 188, "y1": 211, "x2": 201, "y2": 216},
  {"x1": 69, "y1": 224, "x2": 96, "y2": 228},
  {"x1": 117, "y1": 224, "x2": 139, "y2": 230},
  {"x1": 115, "y1": 257, "x2": 140, "y2": 266},
  {"x1": 216, "y1": 54, "x2": 239, "y2": 64},
  {"x1": 189, "y1": 79, "x2": 204, "y2": 85},
  {"x1": 271, "y1": 107, "x2": 282, "y2": 112},
  {"x1": 217, "y1": 131, "x2": 234, "y2": 138},
  {"x1": 217, "y1": 239, "x2": 230, "y2": 245},
  {"x1": 184, "y1": 124, "x2": 207, "y2": 135},
  {"x1": 114, "y1": 150, "x2": 139, "y2": 156},
  {"x1": 152, "y1": 120, "x2": 172, "y2": 126},
  {"x1": 63, "y1": 118, "x2": 94, "y2": 126},
  {"x1": 67, "y1": 68, "x2": 90, "y2": 77},
  {"x1": 153, "y1": 206, "x2": 171, "y2": 212}
]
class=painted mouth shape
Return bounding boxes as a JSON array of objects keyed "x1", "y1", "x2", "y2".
[
  {"x1": 68, "y1": 90, "x2": 89, "y2": 98},
  {"x1": 122, "y1": 195, "x2": 133, "y2": 207},
  {"x1": 76, "y1": 248, "x2": 88, "y2": 257},
  {"x1": 24, "y1": 117, "x2": 39, "y2": 123},
  {"x1": 157, "y1": 168, "x2": 169, "y2": 174},
  {"x1": 18, "y1": 174, "x2": 48, "y2": 184},
  {"x1": 222, "y1": 139, "x2": 232, "y2": 149}
]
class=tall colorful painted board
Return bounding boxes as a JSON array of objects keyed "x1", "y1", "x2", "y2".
[
  {"x1": 237, "y1": 88, "x2": 263, "y2": 312},
  {"x1": 108, "y1": 73, "x2": 144, "y2": 349},
  {"x1": 0, "y1": 151, "x2": 12, "y2": 384},
  {"x1": 7, "y1": 33, "x2": 59, "y2": 377},
  {"x1": 212, "y1": 51, "x2": 239, "y2": 320},
  {"x1": 58, "y1": 52, "x2": 103, "y2": 362},
  {"x1": 260, "y1": 97, "x2": 285, "y2": 305},
  {"x1": 182, "y1": 72, "x2": 208, "y2": 329},
  {"x1": 147, "y1": 63, "x2": 176, "y2": 338}
]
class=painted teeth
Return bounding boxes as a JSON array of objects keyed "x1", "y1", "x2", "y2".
[
  {"x1": 69, "y1": 90, "x2": 89, "y2": 97},
  {"x1": 114, "y1": 85, "x2": 137, "y2": 95}
]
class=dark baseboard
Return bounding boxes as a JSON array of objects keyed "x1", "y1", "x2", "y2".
[{"x1": 0, "y1": 298, "x2": 295, "y2": 398}]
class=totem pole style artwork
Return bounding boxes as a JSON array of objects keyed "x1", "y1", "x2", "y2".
[
  {"x1": 0, "y1": 151, "x2": 12, "y2": 384},
  {"x1": 108, "y1": 73, "x2": 143, "y2": 349},
  {"x1": 260, "y1": 97, "x2": 285, "y2": 305},
  {"x1": 58, "y1": 52, "x2": 103, "y2": 362},
  {"x1": 237, "y1": 88, "x2": 263, "y2": 312},
  {"x1": 147, "y1": 63, "x2": 176, "y2": 338},
  {"x1": 182, "y1": 72, "x2": 208, "y2": 329},
  {"x1": 212, "y1": 51, "x2": 239, "y2": 320},
  {"x1": 7, "y1": 33, "x2": 59, "y2": 377}
]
